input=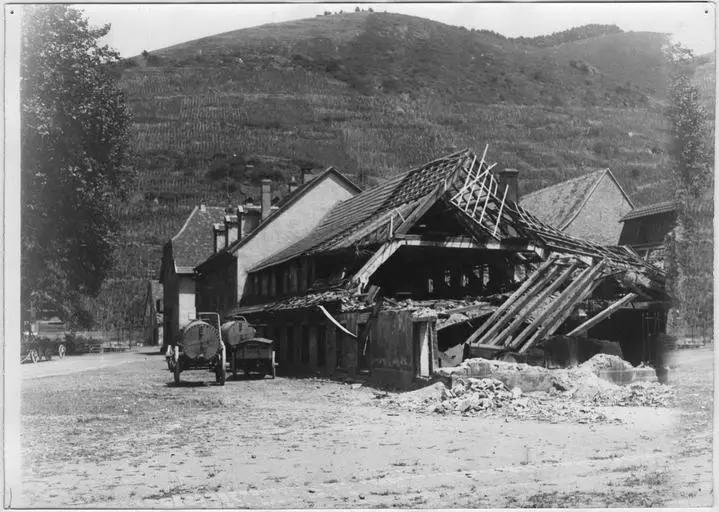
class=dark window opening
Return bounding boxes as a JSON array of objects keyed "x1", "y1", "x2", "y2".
[
  {"x1": 317, "y1": 325, "x2": 326, "y2": 367},
  {"x1": 301, "y1": 325, "x2": 310, "y2": 364},
  {"x1": 286, "y1": 325, "x2": 294, "y2": 362},
  {"x1": 336, "y1": 329, "x2": 344, "y2": 369}
]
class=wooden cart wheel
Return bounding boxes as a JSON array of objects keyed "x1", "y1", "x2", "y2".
[
  {"x1": 216, "y1": 364, "x2": 226, "y2": 385},
  {"x1": 230, "y1": 349, "x2": 237, "y2": 379},
  {"x1": 216, "y1": 351, "x2": 226, "y2": 386},
  {"x1": 57, "y1": 344, "x2": 66, "y2": 359},
  {"x1": 271, "y1": 351, "x2": 276, "y2": 379},
  {"x1": 30, "y1": 349, "x2": 39, "y2": 364}
]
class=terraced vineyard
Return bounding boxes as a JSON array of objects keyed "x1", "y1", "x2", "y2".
[{"x1": 98, "y1": 12, "x2": 714, "y2": 330}]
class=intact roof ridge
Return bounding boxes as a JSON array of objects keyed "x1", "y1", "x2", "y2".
[
  {"x1": 603, "y1": 168, "x2": 635, "y2": 209},
  {"x1": 558, "y1": 169, "x2": 611, "y2": 230},
  {"x1": 171, "y1": 205, "x2": 226, "y2": 243},
  {"x1": 521, "y1": 168, "x2": 605, "y2": 202},
  {"x1": 171, "y1": 206, "x2": 199, "y2": 243}
]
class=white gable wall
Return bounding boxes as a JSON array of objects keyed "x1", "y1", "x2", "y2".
[{"x1": 234, "y1": 174, "x2": 357, "y2": 303}]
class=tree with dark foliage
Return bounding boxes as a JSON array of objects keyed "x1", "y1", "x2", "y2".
[
  {"x1": 664, "y1": 45, "x2": 714, "y2": 342},
  {"x1": 21, "y1": 6, "x2": 132, "y2": 324}
]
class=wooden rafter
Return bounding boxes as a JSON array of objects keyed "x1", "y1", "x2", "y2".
[
  {"x1": 465, "y1": 256, "x2": 558, "y2": 346},
  {"x1": 565, "y1": 293, "x2": 638, "y2": 337}
]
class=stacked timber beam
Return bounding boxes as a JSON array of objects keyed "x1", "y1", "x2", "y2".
[{"x1": 467, "y1": 256, "x2": 613, "y2": 354}]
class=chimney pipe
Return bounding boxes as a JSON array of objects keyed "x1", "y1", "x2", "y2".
[
  {"x1": 289, "y1": 176, "x2": 299, "y2": 194},
  {"x1": 261, "y1": 179, "x2": 272, "y2": 220},
  {"x1": 225, "y1": 214, "x2": 239, "y2": 247},
  {"x1": 213, "y1": 223, "x2": 226, "y2": 253},
  {"x1": 498, "y1": 168, "x2": 520, "y2": 203}
]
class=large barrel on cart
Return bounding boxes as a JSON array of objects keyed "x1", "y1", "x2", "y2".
[
  {"x1": 221, "y1": 317, "x2": 256, "y2": 378},
  {"x1": 169, "y1": 314, "x2": 226, "y2": 385}
]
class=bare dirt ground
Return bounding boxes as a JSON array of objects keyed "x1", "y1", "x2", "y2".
[{"x1": 13, "y1": 346, "x2": 713, "y2": 508}]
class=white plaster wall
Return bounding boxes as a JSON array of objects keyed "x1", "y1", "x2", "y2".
[
  {"x1": 178, "y1": 276, "x2": 197, "y2": 328},
  {"x1": 235, "y1": 175, "x2": 356, "y2": 302}
]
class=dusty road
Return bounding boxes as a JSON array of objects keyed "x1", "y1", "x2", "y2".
[{"x1": 13, "y1": 346, "x2": 713, "y2": 508}]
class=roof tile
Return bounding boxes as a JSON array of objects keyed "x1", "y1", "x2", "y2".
[
  {"x1": 620, "y1": 200, "x2": 677, "y2": 222},
  {"x1": 519, "y1": 170, "x2": 606, "y2": 229},
  {"x1": 172, "y1": 206, "x2": 227, "y2": 272},
  {"x1": 251, "y1": 149, "x2": 472, "y2": 271}
]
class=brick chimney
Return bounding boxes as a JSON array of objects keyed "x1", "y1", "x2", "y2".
[
  {"x1": 224, "y1": 214, "x2": 239, "y2": 247},
  {"x1": 498, "y1": 168, "x2": 520, "y2": 203},
  {"x1": 261, "y1": 179, "x2": 272, "y2": 220},
  {"x1": 213, "y1": 223, "x2": 226, "y2": 253},
  {"x1": 289, "y1": 175, "x2": 299, "y2": 194}
]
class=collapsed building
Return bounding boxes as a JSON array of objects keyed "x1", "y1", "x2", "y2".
[{"x1": 199, "y1": 148, "x2": 668, "y2": 387}]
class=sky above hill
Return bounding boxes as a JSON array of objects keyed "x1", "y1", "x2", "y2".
[{"x1": 75, "y1": 2, "x2": 715, "y2": 58}]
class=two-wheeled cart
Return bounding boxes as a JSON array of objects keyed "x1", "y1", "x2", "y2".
[{"x1": 167, "y1": 312, "x2": 226, "y2": 385}]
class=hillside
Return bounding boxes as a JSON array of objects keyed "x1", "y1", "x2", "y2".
[{"x1": 92, "y1": 11, "x2": 714, "y2": 330}]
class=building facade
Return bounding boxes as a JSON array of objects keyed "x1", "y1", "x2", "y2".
[
  {"x1": 195, "y1": 168, "x2": 361, "y2": 316},
  {"x1": 224, "y1": 149, "x2": 667, "y2": 386},
  {"x1": 520, "y1": 169, "x2": 634, "y2": 245}
]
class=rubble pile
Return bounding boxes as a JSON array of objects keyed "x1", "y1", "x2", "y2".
[
  {"x1": 384, "y1": 359, "x2": 675, "y2": 423},
  {"x1": 589, "y1": 381, "x2": 675, "y2": 408},
  {"x1": 578, "y1": 353, "x2": 634, "y2": 372}
]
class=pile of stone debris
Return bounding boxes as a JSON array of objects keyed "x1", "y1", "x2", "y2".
[{"x1": 382, "y1": 355, "x2": 675, "y2": 423}]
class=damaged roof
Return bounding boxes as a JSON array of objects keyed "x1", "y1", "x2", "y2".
[
  {"x1": 252, "y1": 150, "x2": 472, "y2": 271},
  {"x1": 169, "y1": 206, "x2": 227, "y2": 274},
  {"x1": 520, "y1": 169, "x2": 633, "y2": 230},
  {"x1": 251, "y1": 147, "x2": 663, "y2": 285}
]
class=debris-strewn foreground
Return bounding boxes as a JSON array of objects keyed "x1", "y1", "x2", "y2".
[
  {"x1": 380, "y1": 355, "x2": 675, "y2": 424},
  {"x1": 18, "y1": 348, "x2": 710, "y2": 508}
]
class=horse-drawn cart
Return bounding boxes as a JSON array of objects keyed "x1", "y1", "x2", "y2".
[
  {"x1": 167, "y1": 312, "x2": 226, "y2": 385},
  {"x1": 21, "y1": 321, "x2": 68, "y2": 363}
]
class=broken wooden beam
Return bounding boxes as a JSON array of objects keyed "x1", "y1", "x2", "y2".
[
  {"x1": 352, "y1": 239, "x2": 405, "y2": 289},
  {"x1": 465, "y1": 256, "x2": 558, "y2": 345},
  {"x1": 565, "y1": 293, "x2": 638, "y2": 337},
  {"x1": 518, "y1": 260, "x2": 607, "y2": 353},
  {"x1": 475, "y1": 265, "x2": 565, "y2": 346},
  {"x1": 490, "y1": 261, "x2": 579, "y2": 348},
  {"x1": 507, "y1": 263, "x2": 596, "y2": 351}
]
